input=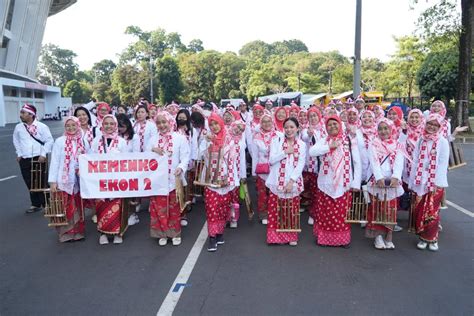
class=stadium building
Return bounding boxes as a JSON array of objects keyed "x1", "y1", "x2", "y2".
[{"x1": 0, "y1": 0, "x2": 76, "y2": 126}]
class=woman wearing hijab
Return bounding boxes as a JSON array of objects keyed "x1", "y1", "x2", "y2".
[
  {"x1": 265, "y1": 117, "x2": 306, "y2": 246},
  {"x1": 146, "y1": 111, "x2": 190, "y2": 246},
  {"x1": 309, "y1": 116, "x2": 362, "y2": 248},
  {"x1": 366, "y1": 118, "x2": 405, "y2": 250},
  {"x1": 346, "y1": 107, "x2": 361, "y2": 138},
  {"x1": 274, "y1": 107, "x2": 288, "y2": 133},
  {"x1": 48, "y1": 117, "x2": 86, "y2": 242},
  {"x1": 254, "y1": 111, "x2": 283, "y2": 225},
  {"x1": 199, "y1": 113, "x2": 235, "y2": 252},
  {"x1": 409, "y1": 113, "x2": 449, "y2": 251},
  {"x1": 301, "y1": 107, "x2": 325, "y2": 226},
  {"x1": 94, "y1": 102, "x2": 111, "y2": 127},
  {"x1": 90, "y1": 115, "x2": 128, "y2": 244}
]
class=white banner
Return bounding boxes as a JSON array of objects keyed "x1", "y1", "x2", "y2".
[{"x1": 79, "y1": 152, "x2": 168, "y2": 199}]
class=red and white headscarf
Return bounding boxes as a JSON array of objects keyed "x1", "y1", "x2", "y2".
[
  {"x1": 228, "y1": 120, "x2": 246, "y2": 186},
  {"x1": 155, "y1": 111, "x2": 175, "y2": 176},
  {"x1": 360, "y1": 110, "x2": 377, "y2": 149},
  {"x1": 254, "y1": 111, "x2": 277, "y2": 145},
  {"x1": 274, "y1": 107, "x2": 288, "y2": 132},
  {"x1": 98, "y1": 115, "x2": 119, "y2": 153},
  {"x1": 208, "y1": 113, "x2": 226, "y2": 153},
  {"x1": 372, "y1": 105, "x2": 384, "y2": 123},
  {"x1": 430, "y1": 100, "x2": 449, "y2": 138},
  {"x1": 346, "y1": 107, "x2": 361, "y2": 130},
  {"x1": 307, "y1": 107, "x2": 326, "y2": 138},
  {"x1": 322, "y1": 116, "x2": 351, "y2": 189},
  {"x1": 21, "y1": 104, "x2": 38, "y2": 135},
  {"x1": 371, "y1": 118, "x2": 398, "y2": 170},
  {"x1": 414, "y1": 113, "x2": 444, "y2": 191},
  {"x1": 250, "y1": 104, "x2": 264, "y2": 129},
  {"x1": 96, "y1": 102, "x2": 111, "y2": 127},
  {"x1": 62, "y1": 117, "x2": 85, "y2": 193},
  {"x1": 406, "y1": 109, "x2": 425, "y2": 148}
]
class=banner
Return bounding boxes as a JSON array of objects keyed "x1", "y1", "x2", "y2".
[{"x1": 79, "y1": 152, "x2": 168, "y2": 199}]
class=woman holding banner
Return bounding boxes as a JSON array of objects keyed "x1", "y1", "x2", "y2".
[
  {"x1": 90, "y1": 114, "x2": 128, "y2": 245},
  {"x1": 48, "y1": 117, "x2": 86, "y2": 242},
  {"x1": 147, "y1": 111, "x2": 190, "y2": 247}
]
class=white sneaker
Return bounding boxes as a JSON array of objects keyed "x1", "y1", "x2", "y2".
[
  {"x1": 92, "y1": 214, "x2": 97, "y2": 224},
  {"x1": 428, "y1": 242, "x2": 439, "y2": 251},
  {"x1": 128, "y1": 214, "x2": 139, "y2": 226},
  {"x1": 113, "y1": 235, "x2": 123, "y2": 244},
  {"x1": 172, "y1": 237, "x2": 182, "y2": 246},
  {"x1": 374, "y1": 235, "x2": 386, "y2": 249},
  {"x1": 158, "y1": 238, "x2": 167, "y2": 246},
  {"x1": 361, "y1": 222, "x2": 367, "y2": 228},
  {"x1": 393, "y1": 225, "x2": 403, "y2": 232},
  {"x1": 299, "y1": 208, "x2": 305, "y2": 213},
  {"x1": 440, "y1": 205, "x2": 448, "y2": 210},
  {"x1": 230, "y1": 220, "x2": 238, "y2": 228},
  {"x1": 135, "y1": 204, "x2": 141, "y2": 213},
  {"x1": 289, "y1": 241, "x2": 298, "y2": 246},
  {"x1": 384, "y1": 240, "x2": 395, "y2": 249},
  {"x1": 307, "y1": 216, "x2": 314, "y2": 225},
  {"x1": 261, "y1": 219, "x2": 268, "y2": 225},
  {"x1": 417, "y1": 241, "x2": 428, "y2": 250},
  {"x1": 99, "y1": 234, "x2": 109, "y2": 245},
  {"x1": 180, "y1": 219, "x2": 188, "y2": 227}
]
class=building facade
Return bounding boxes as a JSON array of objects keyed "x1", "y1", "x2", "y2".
[{"x1": 0, "y1": 0, "x2": 76, "y2": 126}]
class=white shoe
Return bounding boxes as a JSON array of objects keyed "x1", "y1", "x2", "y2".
[
  {"x1": 428, "y1": 242, "x2": 439, "y2": 251},
  {"x1": 113, "y1": 235, "x2": 123, "y2": 244},
  {"x1": 438, "y1": 224, "x2": 443, "y2": 232},
  {"x1": 99, "y1": 234, "x2": 109, "y2": 245},
  {"x1": 180, "y1": 219, "x2": 188, "y2": 227},
  {"x1": 374, "y1": 235, "x2": 386, "y2": 249},
  {"x1": 299, "y1": 208, "x2": 305, "y2": 213},
  {"x1": 192, "y1": 197, "x2": 196, "y2": 204},
  {"x1": 172, "y1": 237, "x2": 182, "y2": 246},
  {"x1": 307, "y1": 216, "x2": 314, "y2": 225},
  {"x1": 261, "y1": 219, "x2": 268, "y2": 225},
  {"x1": 440, "y1": 205, "x2": 448, "y2": 210},
  {"x1": 158, "y1": 238, "x2": 167, "y2": 246},
  {"x1": 417, "y1": 241, "x2": 428, "y2": 250},
  {"x1": 92, "y1": 214, "x2": 97, "y2": 224},
  {"x1": 360, "y1": 222, "x2": 367, "y2": 228},
  {"x1": 135, "y1": 204, "x2": 141, "y2": 213},
  {"x1": 393, "y1": 225, "x2": 403, "y2": 232},
  {"x1": 384, "y1": 240, "x2": 395, "y2": 249},
  {"x1": 128, "y1": 214, "x2": 139, "y2": 226},
  {"x1": 230, "y1": 220, "x2": 238, "y2": 228},
  {"x1": 289, "y1": 241, "x2": 298, "y2": 246}
]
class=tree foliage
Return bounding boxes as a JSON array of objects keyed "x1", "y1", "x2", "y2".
[
  {"x1": 37, "y1": 43, "x2": 78, "y2": 87},
  {"x1": 156, "y1": 55, "x2": 183, "y2": 104}
]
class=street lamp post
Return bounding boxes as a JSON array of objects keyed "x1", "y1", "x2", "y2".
[
  {"x1": 150, "y1": 56, "x2": 154, "y2": 103},
  {"x1": 353, "y1": 0, "x2": 362, "y2": 97}
]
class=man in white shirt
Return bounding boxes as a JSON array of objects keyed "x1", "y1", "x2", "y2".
[{"x1": 13, "y1": 104, "x2": 54, "y2": 213}]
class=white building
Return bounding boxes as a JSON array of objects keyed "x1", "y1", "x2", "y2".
[{"x1": 0, "y1": 0, "x2": 76, "y2": 126}]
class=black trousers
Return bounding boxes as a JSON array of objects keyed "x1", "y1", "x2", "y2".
[{"x1": 19, "y1": 157, "x2": 47, "y2": 207}]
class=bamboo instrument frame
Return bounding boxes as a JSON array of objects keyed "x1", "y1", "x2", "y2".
[{"x1": 276, "y1": 196, "x2": 301, "y2": 232}]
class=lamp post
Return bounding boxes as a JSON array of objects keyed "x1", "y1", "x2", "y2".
[
  {"x1": 149, "y1": 56, "x2": 154, "y2": 103},
  {"x1": 353, "y1": 0, "x2": 362, "y2": 98}
]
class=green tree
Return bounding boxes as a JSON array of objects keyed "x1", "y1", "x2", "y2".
[
  {"x1": 63, "y1": 79, "x2": 92, "y2": 103},
  {"x1": 91, "y1": 59, "x2": 116, "y2": 84},
  {"x1": 156, "y1": 55, "x2": 183, "y2": 104},
  {"x1": 37, "y1": 43, "x2": 78, "y2": 87},
  {"x1": 214, "y1": 52, "x2": 245, "y2": 100},
  {"x1": 111, "y1": 65, "x2": 150, "y2": 105},
  {"x1": 239, "y1": 40, "x2": 272, "y2": 60},
  {"x1": 187, "y1": 39, "x2": 204, "y2": 53}
]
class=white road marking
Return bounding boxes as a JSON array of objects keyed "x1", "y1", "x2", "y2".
[
  {"x1": 446, "y1": 200, "x2": 474, "y2": 218},
  {"x1": 157, "y1": 221, "x2": 208, "y2": 316},
  {"x1": 0, "y1": 175, "x2": 17, "y2": 182}
]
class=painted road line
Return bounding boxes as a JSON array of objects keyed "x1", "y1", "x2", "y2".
[
  {"x1": 446, "y1": 200, "x2": 474, "y2": 218},
  {"x1": 157, "y1": 221, "x2": 208, "y2": 316},
  {"x1": 0, "y1": 175, "x2": 17, "y2": 182}
]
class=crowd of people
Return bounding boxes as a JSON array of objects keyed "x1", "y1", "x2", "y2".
[{"x1": 13, "y1": 96, "x2": 466, "y2": 252}]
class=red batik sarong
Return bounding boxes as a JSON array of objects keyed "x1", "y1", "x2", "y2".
[
  {"x1": 415, "y1": 188, "x2": 444, "y2": 243},
  {"x1": 205, "y1": 188, "x2": 231, "y2": 237},
  {"x1": 57, "y1": 192, "x2": 85, "y2": 242},
  {"x1": 255, "y1": 176, "x2": 269, "y2": 220},
  {"x1": 266, "y1": 192, "x2": 299, "y2": 244},
  {"x1": 149, "y1": 190, "x2": 181, "y2": 239},
  {"x1": 315, "y1": 190, "x2": 352, "y2": 246},
  {"x1": 96, "y1": 198, "x2": 122, "y2": 235}
]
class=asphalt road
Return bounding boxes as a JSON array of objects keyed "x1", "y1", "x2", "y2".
[{"x1": 0, "y1": 120, "x2": 473, "y2": 316}]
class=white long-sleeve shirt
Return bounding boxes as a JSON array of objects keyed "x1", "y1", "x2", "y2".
[
  {"x1": 409, "y1": 137, "x2": 449, "y2": 196},
  {"x1": 146, "y1": 132, "x2": 190, "y2": 194},
  {"x1": 13, "y1": 120, "x2": 54, "y2": 158},
  {"x1": 254, "y1": 131, "x2": 284, "y2": 181},
  {"x1": 301, "y1": 128, "x2": 322, "y2": 173},
  {"x1": 367, "y1": 144, "x2": 405, "y2": 200},
  {"x1": 265, "y1": 137, "x2": 306, "y2": 198},
  {"x1": 309, "y1": 138, "x2": 362, "y2": 199},
  {"x1": 134, "y1": 120, "x2": 158, "y2": 152},
  {"x1": 90, "y1": 136, "x2": 127, "y2": 154},
  {"x1": 355, "y1": 129, "x2": 372, "y2": 182},
  {"x1": 48, "y1": 136, "x2": 82, "y2": 195}
]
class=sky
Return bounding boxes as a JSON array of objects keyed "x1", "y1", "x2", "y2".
[{"x1": 42, "y1": 0, "x2": 436, "y2": 70}]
